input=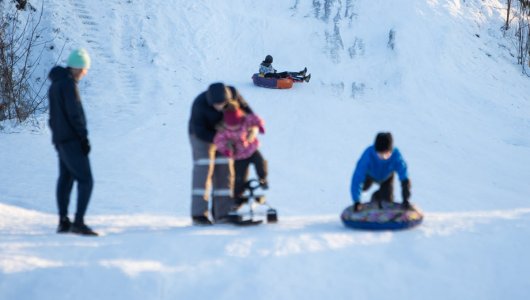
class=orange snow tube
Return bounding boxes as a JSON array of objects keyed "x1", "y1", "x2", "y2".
[
  {"x1": 276, "y1": 78, "x2": 294, "y2": 89},
  {"x1": 252, "y1": 73, "x2": 293, "y2": 89}
]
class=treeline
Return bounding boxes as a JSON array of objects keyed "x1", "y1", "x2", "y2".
[
  {"x1": 0, "y1": 0, "x2": 49, "y2": 125},
  {"x1": 505, "y1": 0, "x2": 530, "y2": 74}
]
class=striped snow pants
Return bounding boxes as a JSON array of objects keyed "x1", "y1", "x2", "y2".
[{"x1": 189, "y1": 134, "x2": 235, "y2": 220}]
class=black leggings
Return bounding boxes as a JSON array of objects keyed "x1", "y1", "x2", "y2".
[
  {"x1": 264, "y1": 72, "x2": 301, "y2": 79},
  {"x1": 233, "y1": 151, "x2": 268, "y2": 198},
  {"x1": 362, "y1": 173, "x2": 394, "y2": 202}
]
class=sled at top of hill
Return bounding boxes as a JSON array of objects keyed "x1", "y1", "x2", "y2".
[
  {"x1": 341, "y1": 201, "x2": 423, "y2": 230},
  {"x1": 251, "y1": 73, "x2": 310, "y2": 89}
]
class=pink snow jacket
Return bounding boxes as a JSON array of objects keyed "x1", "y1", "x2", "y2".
[{"x1": 214, "y1": 114, "x2": 265, "y2": 160}]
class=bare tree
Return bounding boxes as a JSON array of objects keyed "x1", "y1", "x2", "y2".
[
  {"x1": 504, "y1": 1, "x2": 530, "y2": 74},
  {"x1": 0, "y1": 1, "x2": 50, "y2": 124},
  {"x1": 516, "y1": 1, "x2": 530, "y2": 73},
  {"x1": 505, "y1": 0, "x2": 512, "y2": 30}
]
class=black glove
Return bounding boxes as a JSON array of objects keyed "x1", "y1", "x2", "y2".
[
  {"x1": 353, "y1": 202, "x2": 363, "y2": 212},
  {"x1": 401, "y1": 199, "x2": 412, "y2": 210},
  {"x1": 80, "y1": 138, "x2": 91, "y2": 156},
  {"x1": 401, "y1": 179, "x2": 411, "y2": 202}
]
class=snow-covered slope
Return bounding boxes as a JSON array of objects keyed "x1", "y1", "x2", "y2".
[{"x1": 1, "y1": 0, "x2": 530, "y2": 299}]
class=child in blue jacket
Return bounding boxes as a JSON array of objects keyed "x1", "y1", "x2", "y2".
[{"x1": 350, "y1": 132, "x2": 412, "y2": 211}]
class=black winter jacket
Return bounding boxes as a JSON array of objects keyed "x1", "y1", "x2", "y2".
[
  {"x1": 47, "y1": 66, "x2": 88, "y2": 144},
  {"x1": 188, "y1": 86, "x2": 253, "y2": 143}
]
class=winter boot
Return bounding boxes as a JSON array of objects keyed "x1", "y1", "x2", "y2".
[
  {"x1": 70, "y1": 222, "x2": 98, "y2": 236},
  {"x1": 298, "y1": 67, "x2": 307, "y2": 76},
  {"x1": 226, "y1": 208, "x2": 243, "y2": 224},
  {"x1": 192, "y1": 216, "x2": 213, "y2": 226},
  {"x1": 304, "y1": 74, "x2": 311, "y2": 83},
  {"x1": 259, "y1": 179, "x2": 269, "y2": 190},
  {"x1": 57, "y1": 216, "x2": 72, "y2": 233}
]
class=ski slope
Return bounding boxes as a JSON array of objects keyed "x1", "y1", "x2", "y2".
[{"x1": 1, "y1": 0, "x2": 530, "y2": 299}]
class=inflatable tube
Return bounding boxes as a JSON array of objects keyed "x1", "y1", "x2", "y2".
[
  {"x1": 341, "y1": 201, "x2": 423, "y2": 230},
  {"x1": 252, "y1": 73, "x2": 293, "y2": 89}
]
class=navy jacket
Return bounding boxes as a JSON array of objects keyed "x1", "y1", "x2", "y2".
[
  {"x1": 47, "y1": 66, "x2": 88, "y2": 144},
  {"x1": 350, "y1": 146, "x2": 409, "y2": 202},
  {"x1": 188, "y1": 86, "x2": 252, "y2": 143}
]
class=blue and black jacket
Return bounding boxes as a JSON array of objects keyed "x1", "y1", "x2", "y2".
[{"x1": 350, "y1": 146, "x2": 408, "y2": 203}]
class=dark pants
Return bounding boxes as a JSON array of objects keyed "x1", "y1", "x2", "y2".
[
  {"x1": 362, "y1": 173, "x2": 394, "y2": 202},
  {"x1": 55, "y1": 140, "x2": 94, "y2": 224},
  {"x1": 233, "y1": 150, "x2": 267, "y2": 198},
  {"x1": 264, "y1": 72, "x2": 302, "y2": 80},
  {"x1": 189, "y1": 134, "x2": 234, "y2": 220}
]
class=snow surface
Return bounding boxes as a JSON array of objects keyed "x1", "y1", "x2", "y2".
[{"x1": 1, "y1": 0, "x2": 530, "y2": 299}]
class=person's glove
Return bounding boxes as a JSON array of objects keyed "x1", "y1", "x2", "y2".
[
  {"x1": 353, "y1": 202, "x2": 363, "y2": 212},
  {"x1": 401, "y1": 199, "x2": 412, "y2": 210},
  {"x1": 401, "y1": 179, "x2": 412, "y2": 209},
  {"x1": 80, "y1": 138, "x2": 91, "y2": 156},
  {"x1": 241, "y1": 139, "x2": 249, "y2": 148},
  {"x1": 401, "y1": 179, "x2": 411, "y2": 202}
]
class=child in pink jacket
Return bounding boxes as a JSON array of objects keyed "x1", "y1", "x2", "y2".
[{"x1": 214, "y1": 101, "x2": 268, "y2": 204}]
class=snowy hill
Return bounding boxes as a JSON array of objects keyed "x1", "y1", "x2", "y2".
[{"x1": 1, "y1": 0, "x2": 530, "y2": 299}]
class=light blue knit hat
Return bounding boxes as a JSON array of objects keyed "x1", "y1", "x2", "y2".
[{"x1": 67, "y1": 48, "x2": 91, "y2": 69}]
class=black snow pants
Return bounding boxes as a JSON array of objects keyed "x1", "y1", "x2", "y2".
[
  {"x1": 55, "y1": 140, "x2": 94, "y2": 224},
  {"x1": 362, "y1": 173, "x2": 394, "y2": 202},
  {"x1": 264, "y1": 72, "x2": 302, "y2": 79},
  {"x1": 233, "y1": 150, "x2": 268, "y2": 199}
]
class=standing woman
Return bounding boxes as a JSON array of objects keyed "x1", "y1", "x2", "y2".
[{"x1": 48, "y1": 49, "x2": 97, "y2": 236}]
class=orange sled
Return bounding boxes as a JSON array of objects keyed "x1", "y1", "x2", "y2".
[{"x1": 251, "y1": 73, "x2": 294, "y2": 89}]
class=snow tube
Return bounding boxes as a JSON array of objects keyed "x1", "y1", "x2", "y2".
[
  {"x1": 252, "y1": 73, "x2": 293, "y2": 89},
  {"x1": 341, "y1": 201, "x2": 423, "y2": 230}
]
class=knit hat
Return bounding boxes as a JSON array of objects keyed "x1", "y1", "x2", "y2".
[
  {"x1": 264, "y1": 55, "x2": 273, "y2": 64},
  {"x1": 224, "y1": 101, "x2": 244, "y2": 126},
  {"x1": 374, "y1": 132, "x2": 393, "y2": 152},
  {"x1": 67, "y1": 49, "x2": 91, "y2": 69},
  {"x1": 207, "y1": 82, "x2": 233, "y2": 105}
]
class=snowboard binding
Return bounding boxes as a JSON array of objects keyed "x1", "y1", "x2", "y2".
[{"x1": 228, "y1": 179, "x2": 278, "y2": 224}]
